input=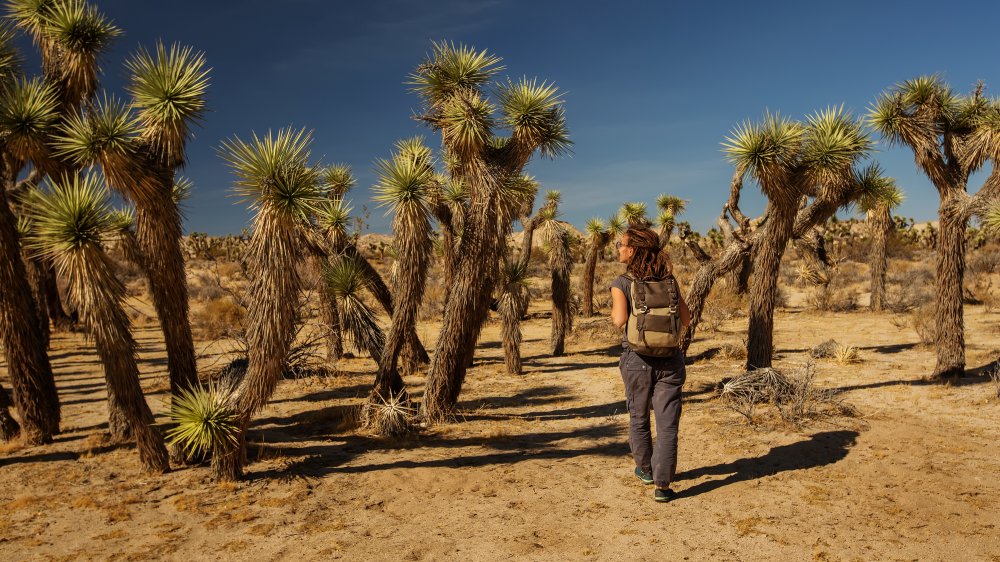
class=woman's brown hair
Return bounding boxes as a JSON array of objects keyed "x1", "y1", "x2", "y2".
[{"x1": 623, "y1": 226, "x2": 673, "y2": 280}]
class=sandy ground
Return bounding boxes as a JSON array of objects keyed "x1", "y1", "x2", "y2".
[{"x1": 2, "y1": 299, "x2": 1000, "y2": 561}]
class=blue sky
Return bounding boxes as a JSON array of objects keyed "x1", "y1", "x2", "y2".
[{"x1": 15, "y1": 0, "x2": 1000, "y2": 234}]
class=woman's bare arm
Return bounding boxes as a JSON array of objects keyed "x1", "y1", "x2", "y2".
[{"x1": 611, "y1": 287, "x2": 628, "y2": 328}]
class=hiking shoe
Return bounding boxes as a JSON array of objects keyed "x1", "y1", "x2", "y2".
[
  {"x1": 634, "y1": 467, "x2": 654, "y2": 485},
  {"x1": 654, "y1": 488, "x2": 676, "y2": 503}
]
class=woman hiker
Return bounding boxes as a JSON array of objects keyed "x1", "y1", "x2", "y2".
[{"x1": 610, "y1": 226, "x2": 690, "y2": 502}]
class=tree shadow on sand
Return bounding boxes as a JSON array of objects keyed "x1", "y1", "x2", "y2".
[{"x1": 673, "y1": 430, "x2": 859, "y2": 499}]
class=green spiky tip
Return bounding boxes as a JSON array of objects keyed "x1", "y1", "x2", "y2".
[
  {"x1": 24, "y1": 173, "x2": 113, "y2": 258},
  {"x1": 408, "y1": 41, "x2": 504, "y2": 103},
  {"x1": 52, "y1": 93, "x2": 139, "y2": 164},
  {"x1": 165, "y1": 383, "x2": 239, "y2": 456},
  {"x1": 220, "y1": 127, "x2": 322, "y2": 217},
  {"x1": 126, "y1": 42, "x2": 210, "y2": 129},
  {"x1": 40, "y1": 0, "x2": 120, "y2": 54}
]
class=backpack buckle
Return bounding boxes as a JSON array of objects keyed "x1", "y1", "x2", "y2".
[{"x1": 637, "y1": 305, "x2": 649, "y2": 314}]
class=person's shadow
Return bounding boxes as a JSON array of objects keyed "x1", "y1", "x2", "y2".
[{"x1": 674, "y1": 430, "x2": 859, "y2": 499}]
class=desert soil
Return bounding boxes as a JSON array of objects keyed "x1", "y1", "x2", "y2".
[{"x1": 2, "y1": 301, "x2": 999, "y2": 561}]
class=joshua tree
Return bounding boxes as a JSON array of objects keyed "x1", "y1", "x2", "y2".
[
  {"x1": 655, "y1": 194, "x2": 687, "y2": 246},
  {"x1": 311, "y1": 165, "x2": 355, "y2": 361},
  {"x1": 514, "y1": 182, "x2": 552, "y2": 270},
  {"x1": 723, "y1": 108, "x2": 874, "y2": 369},
  {"x1": 0, "y1": 49, "x2": 61, "y2": 444},
  {"x1": 26, "y1": 174, "x2": 169, "y2": 472},
  {"x1": 546, "y1": 220, "x2": 574, "y2": 356},
  {"x1": 496, "y1": 257, "x2": 530, "y2": 374},
  {"x1": 411, "y1": 42, "x2": 570, "y2": 421},
  {"x1": 985, "y1": 201, "x2": 1000, "y2": 234},
  {"x1": 869, "y1": 77, "x2": 1000, "y2": 378},
  {"x1": 367, "y1": 137, "x2": 434, "y2": 422},
  {"x1": 54, "y1": 42, "x2": 209, "y2": 399},
  {"x1": 213, "y1": 127, "x2": 322, "y2": 480},
  {"x1": 580, "y1": 215, "x2": 623, "y2": 316},
  {"x1": 858, "y1": 182, "x2": 903, "y2": 312},
  {"x1": 620, "y1": 201, "x2": 649, "y2": 227}
]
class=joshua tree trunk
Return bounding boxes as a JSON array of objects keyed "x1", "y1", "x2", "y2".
[
  {"x1": 134, "y1": 199, "x2": 198, "y2": 397},
  {"x1": 932, "y1": 200, "x2": 966, "y2": 379},
  {"x1": 746, "y1": 201, "x2": 799, "y2": 369},
  {"x1": 344, "y1": 242, "x2": 429, "y2": 365},
  {"x1": 371, "y1": 244, "x2": 430, "y2": 404},
  {"x1": 0, "y1": 184, "x2": 59, "y2": 444},
  {"x1": 318, "y1": 282, "x2": 343, "y2": 361},
  {"x1": 549, "y1": 227, "x2": 573, "y2": 356},
  {"x1": 42, "y1": 262, "x2": 75, "y2": 331},
  {"x1": 868, "y1": 206, "x2": 891, "y2": 312},
  {"x1": 422, "y1": 199, "x2": 504, "y2": 421},
  {"x1": 0, "y1": 383, "x2": 21, "y2": 441},
  {"x1": 580, "y1": 232, "x2": 610, "y2": 317},
  {"x1": 23, "y1": 256, "x2": 51, "y2": 349},
  {"x1": 680, "y1": 238, "x2": 751, "y2": 354},
  {"x1": 214, "y1": 207, "x2": 304, "y2": 480}
]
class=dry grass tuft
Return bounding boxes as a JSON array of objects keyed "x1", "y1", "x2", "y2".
[
  {"x1": 834, "y1": 345, "x2": 862, "y2": 364},
  {"x1": 717, "y1": 342, "x2": 747, "y2": 360},
  {"x1": 720, "y1": 363, "x2": 857, "y2": 427},
  {"x1": 363, "y1": 391, "x2": 416, "y2": 437}
]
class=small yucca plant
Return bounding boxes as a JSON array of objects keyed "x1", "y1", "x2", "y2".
[{"x1": 165, "y1": 383, "x2": 239, "y2": 457}]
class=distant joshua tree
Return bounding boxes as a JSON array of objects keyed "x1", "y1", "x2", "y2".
[
  {"x1": 858, "y1": 182, "x2": 903, "y2": 312},
  {"x1": 546, "y1": 219, "x2": 573, "y2": 356},
  {"x1": 580, "y1": 214, "x2": 623, "y2": 317},
  {"x1": 411, "y1": 42, "x2": 570, "y2": 421},
  {"x1": 869, "y1": 77, "x2": 1000, "y2": 379},
  {"x1": 655, "y1": 194, "x2": 687, "y2": 246}
]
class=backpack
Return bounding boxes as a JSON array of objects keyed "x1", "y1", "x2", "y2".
[{"x1": 625, "y1": 274, "x2": 681, "y2": 357}]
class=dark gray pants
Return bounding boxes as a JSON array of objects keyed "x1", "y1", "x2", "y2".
[{"x1": 619, "y1": 347, "x2": 685, "y2": 488}]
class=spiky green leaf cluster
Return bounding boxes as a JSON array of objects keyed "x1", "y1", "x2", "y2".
[
  {"x1": 409, "y1": 41, "x2": 504, "y2": 107},
  {"x1": 164, "y1": 383, "x2": 239, "y2": 456},
  {"x1": 322, "y1": 164, "x2": 355, "y2": 198},
  {"x1": 5, "y1": 0, "x2": 57, "y2": 42},
  {"x1": 0, "y1": 24, "x2": 22, "y2": 84},
  {"x1": 126, "y1": 42, "x2": 209, "y2": 164},
  {"x1": 656, "y1": 194, "x2": 687, "y2": 215},
  {"x1": 854, "y1": 164, "x2": 902, "y2": 213},
  {"x1": 220, "y1": 127, "x2": 322, "y2": 220},
  {"x1": 619, "y1": 201, "x2": 648, "y2": 226},
  {"x1": 24, "y1": 172, "x2": 112, "y2": 259},
  {"x1": 801, "y1": 106, "x2": 872, "y2": 182},
  {"x1": 981, "y1": 200, "x2": 1000, "y2": 234},
  {"x1": 324, "y1": 256, "x2": 384, "y2": 361},
  {"x1": 38, "y1": 0, "x2": 119, "y2": 103},
  {"x1": 53, "y1": 93, "x2": 138, "y2": 164},
  {"x1": 373, "y1": 141, "x2": 434, "y2": 212},
  {"x1": 0, "y1": 77, "x2": 59, "y2": 161},
  {"x1": 584, "y1": 217, "x2": 605, "y2": 237},
  {"x1": 496, "y1": 78, "x2": 571, "y2": 158},
  {"x1": 723, "y1": 112, "x2": 804, "y2": 189}
]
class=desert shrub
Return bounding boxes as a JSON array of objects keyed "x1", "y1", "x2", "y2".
[
  {"x1": 909, "y1": 303, "x2": 935, "y2": 347},
  {"x1": 720, "y1": 363, "x2": 857, "y2": 427},
  {"x1": 702, "y1": 286, "x2": 745, "y2": 331},
  {"x1": 194, "y1": 296, "x2": 245, "y2": 340},
  {"x1": 807, "y1": 282, "x2": 857, "y2": 312},
  {"x1": 188, "y1": 270, "x2": 225, "y2": 302},
  {"x1": 717, "y1": 342, "x2": 747, "y2": 360},
  {"x1": 884, "y1": 265, "x2": 935, "y2": 312},
  {"x1": 810, "y1": 339, "x2": 839, "y2": 359},
  {"x1": 964, "y1": 271, "x2": 995, "y2": 306},
  {"x1": 570, "y1": 317, "x2": 621, "y2": 347},
  {"x1": 968, "y1": 250, "x2": 1000, "y2": 275},
  {"x1": 774, "y1": 285, "x2": 789, "y2": 309}
]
